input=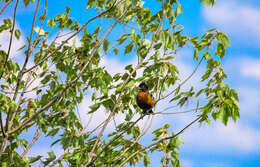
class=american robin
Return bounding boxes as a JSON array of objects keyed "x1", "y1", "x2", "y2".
[{"x1": 135, "y1": 82, "x2": 153, "y2": 114}]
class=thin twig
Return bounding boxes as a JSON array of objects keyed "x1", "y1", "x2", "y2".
[
  {"x1": 0, "y1": 0, "x2": 19, "y2": 81},
  {"x1": 157, "y1": 56, "x2": 204, "y2": 102},
  {"x1": 9, "y1": 72, "x2": 32, "y2": 126},
  {"x1": 153, "y1": 107, "x2": 203, "y2": 115},
  {"x1": 5, "y1": 0, "x2": 41, "y2": 136},
  {"x1": 49, "y1": 148, "x2": 70, "y2": 167},
  {"x1": 0, "y1": 109, "x2": 5, "y2": 138},
  {"x1": 12, "y1": 0, "x2": 41, "y2": 100},
  {"x1": 21, "y1": 129, "x2": 42, "y2": 157},
  {"x1": 119, "y1": 114, "x2": 202, "y2": 167},
  {"x1": 29, "y1": 0, "x2": 48, "y2": 56},
  {"x1": 7, "y1": 0, "x2": 119, "y2": 136},
  {"x1": 113, "y1": 115, "x2": 153, "y2": 163},
  {"x1": 100, "y1": 22, "x2": 128, "y2": 58},
  {"x1": 0, "y1": 0, "x2": 19, "y2": 153},
  {"x1": 24, "y1": 0, "x2": 118, "y2": 74},
  {"x1": 86, "y1": 115, "x2": 145, "y2": 167},
  {"x1": 0, "y1": 0, "x2": 12, "y2": 15},
  {"x1": 87, "y1": 3, "x2": 166, "y2": 165},
  {"x1": 158, "y1": 69, "x2": 169, "y2": 102},
  {"x1": 86, "y1": 4, "x2": 133, "y2": 164}
]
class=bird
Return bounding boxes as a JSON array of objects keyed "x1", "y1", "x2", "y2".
[{"x1": 135, "y1": 82, "x2": 153, "y2": 114}]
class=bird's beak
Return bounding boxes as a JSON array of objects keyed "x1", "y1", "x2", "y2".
[{"x1": 134, "y1": 85, "x2": 141, "y2": 89}]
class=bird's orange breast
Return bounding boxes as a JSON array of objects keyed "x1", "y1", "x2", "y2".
[{"x1": 136, "y1": 92, "x2": 153, "y2": 110}]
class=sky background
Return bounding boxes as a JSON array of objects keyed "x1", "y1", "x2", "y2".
[{"x1": 1, "y1": 0, "x2": 260, "y2": 167}]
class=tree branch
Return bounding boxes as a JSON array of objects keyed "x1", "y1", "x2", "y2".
[
  {"x1": 113, "y1": 115, "x2": 153, "y2": 163},
  {"x1": 86, "y1": 114, "x2": 145, "y2": 167},
  {"x1": 119, "y1": 114, "x2": 203, "y2": 167},
  {"x1": 0, "y1": 0, "x2": 19, "y2": 81},
  {"x1": 21, "y1": 129, "x2": 42, "y2": 157},
  {"x1": 49, "y1": 148, "x2": 70, "y2": 167},
  {"x1": 0, "y1": 0, "x2": 19, "y2": 153},
  {"x1": 87, "y1": 4, "x2": 166, "y2": 165},
  {"x1": 0, "y1": 0, "x2": 12, "y2": 15},
  {"x1": 24, "y1": 0, "x2": 118, "y2": 74},
  {"x1": 87, "y1": 4, "x2": 133, "y2": 164},
  {"x1": 153, "y1": 107, "x2": 203, "y2": 115},
  {"x1": 157, "y1": 56, "x2": 204, "y2": 103}
]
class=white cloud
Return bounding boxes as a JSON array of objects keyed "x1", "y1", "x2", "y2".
[
  {"x1": 182, "y1": 121, "x2": 260, "y2": 154},
  {"x1": 78, "y1": 90, "x2": 160, "y2": 135},
  {"x1": 48, "y1": 31, "x2": 82, "y2": 48},
  {"x1": 78, "y1": 56, "x2": 161, "y2": 134},
  {"x1": 238, "y1": 87, "x2": 260, "y2": 118},
  {"x1": 78, "y1": 48, "x2": 207, "y2": 135},
  {"x1": 202, "y1": 0, "x2": 260, "y2": 44},
  {"x1": 100, "y1": 56, "x2": 137, "y2": 76},
  {"x1": 0, "y1": 22, "x2": 25, "y2": 59},
  {"x1": 241, "y1": 58, "x2": 260, "y2": 79}
]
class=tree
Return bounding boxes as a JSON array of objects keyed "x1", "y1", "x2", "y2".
[{"x1": 0, "y1": 0, "x2": 239, "y2": 166}]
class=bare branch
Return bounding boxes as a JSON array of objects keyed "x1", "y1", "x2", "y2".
[
  {"x1": 119, "y1": 114, "x2": 202, "y2": 167},
  {"x1": 0, "y1": 0, "x2": 19, "y2": 151},
  {"x1": 157, "y1": 56, "x2": 204, "y2": 103},
  {"x1": 86, "y1": 114, "x2": 145, "y2": 167},
  {"x1": 153, "y1": 107, "x2": 203, "y2": 115},
  {"x1": 49, "y1": 148, "x2": 70, "y2": 167},
  {"x1": 29, "y1": 0, "x2": 48, "y2": 55},
  {"x1": 7, "y1": 0, "x2": 120, "y2": 137},
  {"x1": 12, "y1": 0, "x2": 41, "y2": 101},
  {"x1": 24, "y1": 0, "x2": 119, "y2": 74},
  {"x1": 0, "y1": 0, "x2": 12, "y2": 15},
  {"x1": 21, "y1": 129, "x2": 42, "y2": 157},
  {"x1": 113, "y1": 116, "x2": 153, "y2": 163},
  {"x1": 0, "y1": 110, "x2": 5, "y2": 138},
  {"x1": 0, "y1": 0, "x2": 19, "y2": 81},
  {"x1": 4, "y1": 0, "x2": 41, "y2": 140},
  {"x1": 87, "y1": 4, "x2": 167, "y2": 165}
]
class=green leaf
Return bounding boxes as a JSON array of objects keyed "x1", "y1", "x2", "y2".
[
  {"x1": 47, "y1": 128, "x2": 60, "y2": 136},
  {"x1": 103, "y1": 39, "x2": 110, "y2": 52},
  {"x1": 23, "y1": 0, "x2": 30, "y2": 7},
  {"x1": 144, "y1": 155, "x2": 151, "y2": 167},
  {"x1": 201, "y1": 69, "x2": 212, "y2": 81},
  {"x1": 215, "y1": 43, "x2": 225, "y2": 58},
  {"x1": 170, "y1": 94, "x2": 181, "y2": 102},
  {"x1": 117, "y1": 34, "x2": 130, "y2": 44},
  {"x1": 219, "y1": 106, "x2": 228, "y2": 125},
  {"x1": 17, "y1": 44, "x2": 26, "y2": 51},
  {"x1": 41, "y1": 74, "x2": 51, "y2": 84},
  {"x1": 29, "y1": 156, "x2": 42, "y2": 164},
  {"x1": 200, "y1": 0, "x2": 216, "y2": 8},
  {"x1": 89, "y1": 103, "x2": 100, "y2": 113},
  {"x1": 193, "y1": 48, "x2": 198, "y2": 61},
  {"x1": 124, "y1": 43, "x2": 133, "y2": 54},
  {"x1": 159, "y1": 31, "x2": 165, "y2": 45},
  {"x1": 125, "y1": 64, "x2": 133, "y2": 72},
  {"x1": 216, "y1": 32, "x2": 230, "y2": 47},
  {"x1": 66, "y1": 6, "x2": 71, "y2": 14},
  {"x1": 203, "y1": 51, "x2": 211, "y2": 59},
  {"x1": 113, "y1": 48, "x2": 119, "y2": 54},
  {"x1": 14, "y1": 29, "x2": 21, "y2": 40},
  {"x1": 47, "y1": 19, "x2": 56, "y2": 29},
  {"x1": 175, "y1": 4, "x2": 183, "y2": 17},
  {"x1": 51, "y1": 139, "x2": 61, "y2": 147}
]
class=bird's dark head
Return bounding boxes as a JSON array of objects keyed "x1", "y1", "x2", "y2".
[{"x1": 138, "y1": 82, "x2": 148, "y2": 91}]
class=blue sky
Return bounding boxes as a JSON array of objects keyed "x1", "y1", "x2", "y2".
[{"x1": 1, "y1": 0, "x2": 260, "y2": 166}]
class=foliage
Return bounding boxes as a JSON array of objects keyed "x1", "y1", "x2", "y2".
[{"x1": 0, "y1": 0, "x2": 239, "y2": 166}]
